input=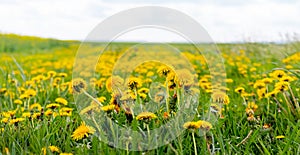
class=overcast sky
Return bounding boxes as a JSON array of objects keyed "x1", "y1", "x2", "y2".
[{"x1": 0, "y1": 0, "x2": 299, "y2": 42}]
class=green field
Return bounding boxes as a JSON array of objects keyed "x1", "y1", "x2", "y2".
[{"x1": 0, "y1": 34, "x2": 300, "y2": 154}]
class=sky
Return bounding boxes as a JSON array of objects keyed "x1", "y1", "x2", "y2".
[{"x1": 0, "y1": 0, "x2": 299, "y2": 43}]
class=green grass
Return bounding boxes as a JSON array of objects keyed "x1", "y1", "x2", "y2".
[{"x1": 0, "y1": 34, "x2": 300, "y2": 154}]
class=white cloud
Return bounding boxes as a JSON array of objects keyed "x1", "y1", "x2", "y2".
[{"x1": 0, "y1": 0, "x2": 299, "y2": 42}]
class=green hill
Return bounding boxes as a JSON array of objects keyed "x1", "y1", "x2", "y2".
[{"x1": 0, "y1": 33, "x2": 79, "y2": 53}]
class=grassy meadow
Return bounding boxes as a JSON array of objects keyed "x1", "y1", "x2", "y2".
[{"x1": 0, "y1": 34, "x2": 300, "y2": 154}]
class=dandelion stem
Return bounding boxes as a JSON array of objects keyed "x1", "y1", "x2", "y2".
[
  {"x1": 134, "y1": 89, "x2": 143, "y2": 111},
  {"x1": 168, "y1": 143, "x2": 179, "y2": 155},
  {"x1": 236, "y1": 129, "x2": 253, "y2": 147},
  {"x1": 210, "y1": 132, "x2": 215, "y2": 154},
  {"x1": 242, "y1": 97, "x2": 247, "y2": 106},
  {"x1": 288, "y1": 85, "x2": 300, "y2": 115},
  {"x1": 206, "y1": 136, "x2": 211, "y2": 154},
  {"x1": 50, "y1": 77, "x2": 53, "y2": 91},
  {"x1": 267, "y1": 98, "x2": 270, "y2": 118},
  {"x1": 273, "y1": 97, "x2": 288, "y2": 115},
  {"x1": 91, "y1": 114, "x2": 101, "y2": 141},
  {"x1": 192, "y1": 132, "x2": 198, "y2": 155},
  {"x1": 165, "y1": 80, "x2": 170, "y2": 113},
  {"x1": 82, "y1": 89, "x2": 103, "y2": 106},
  {"x1": 126, "y1": 141, "x2": 129, "y2": 155},
  {"x1": 108, "y1": 119, "x2": 116, "y2": 143},
  {"x1": 146, "y1": 124, "x2": 151, "y2": 145},
  {"x1": 177, "y1": 88, "x2": 180, "y2": 110},
  {"x1": 57, "y1": 86, "x2": 60, "y2": 95},
  {"x1": 283, "y1": 92, "x2": 295, "y2": 115},
  {"x1": 27, "y1": 98, "x2": 31, "y2": 110},
  {"x1": 130, "y1": 107, "x2": 135, "y2": 119},
  {"x1": 266, "y1": 86, "x2": 270, "y2": 120}
]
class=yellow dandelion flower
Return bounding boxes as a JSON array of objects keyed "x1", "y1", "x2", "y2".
[
  {"x1": 280, "y1": 76, "x2": 294, "y2": 83},
  {"x1": 262, "y1": 78, "x2": 273, "y2": 84},
  {"x1": 9, "y1": 118, "x2": 25, "y2": 125},
  {"x1": 90, "y1": 77, "x2": 97, "y2": 84},
  {"x1": 30, "y1": 103, "x2": 42, "y2": 111},
  {"x1": 105, "y1": 76, "x2": 124, "y2": 92},
  {"x1": 55, "y1": 97, "x2": 68, "y2": 105},
  {"x1": 247, "y1": 102, "x2": 258, "y2": 111},
  {"x1": 257, "y1": 88, "x2": 267, "y2": 99},
  {"x1": 101, "y1": 104, "x2": 115, "y2": 112},
  {"x1": 120, "y1": 91, "x2": 136, "y2": 101},
  {"x1": 80, "y1": 104, "x2": 100, "y2": 115},
  {"x1": 146, "y1": 71, "x2": 154, "y2": 77},
  {"x1": 276, "y1": 135, "x2": 285, "y2": 139},
  {"x1": 138, "y1": 88, "x2": 150, "y2": 94},
  {"x1": 136, "y1": 112, "x2": 157, "y2": 121},
  {"x1": 285, "y1": 65, "x2": 293, "y2": 69},
  {"x1": 9, "y1": 78, "x2": 18, "y2": 85},
  {"x1": 2, "y1": 110, "x2": 16, "y2": 118},
  {"x1": 22, "y1": 112, "x2": 31, "y2": 118},
  {"x1": 138, "y1": 93, "x2": 147, "y2": 99},
  {"x1": 25, "y1": 89, "x2": 37, "y2": 97},
  {"x1": 46, "y1": 103, "x2": 60, "y2": 109},
  {"x1": 1, "y1": 118, "x2": 9, "y2": 123},
  {"x1": 226, "y1": 79, "x2": 234, "y2": 83},
  {"x1": 0, "y1": 88, "x2": 7, "y2": 94},
  {"x1": 127, "y1": 77, "x2": 142, "y2": 90},
  {"x1": 218, "y1": 86, "x2": 230, "y2": 92},
  {"x1": 250, "y1": 67, "x2": 257, "y2": 72},
  {"x1": 253, "y1": 81, "x2": 266, "y2": 89},
  {"x1": 157, "y1": 66, "x2": 172, "y2": 77},
  {"x1": 174, "y1": 69, "x2": 194, "y2": 88},
  {"x1": 17, "y1": 87, "x2": 26, "y2": 93},
  {"x1": 71, "y1": 122, "x2": 95, "y2": 141},
  {"x1": 43, "y1": 145, "x2": 60, "y2": 153},
  {"x1": 270, "y1": 70, "x2": 285, "y2": 80},
  {"x1": 183, "y1": 121, "x2": 200, "y2": 130},
  {"x1": 20, "y1": 94, "x2": 29, "y2": 100},
  {"x1": 199, "y1": 80, "x2": 211, "y2": 89},
  {"x1": 199, "y1": 78, "x2": 209, "y2": 83},
  {"x1": 246, "y1": 102, "x2": 258, "y2": 114},
  {"x1": 197, "y1": 120, "x2": 213, "y2": 131},
  {"x1": 58, "y1": 73, "x2": 68, "y2": 78},
  {"x1": 4, "y1": 147, "x2": 9, "y2": 155},
  {"x1": 143, "y1": 78, "x2": 153, "y2": 84},
  {"x1": 60, "y1": 153, "x2": 73, "y2": 155},
  {"x1": 240, "y1": 92, "x2": 249, "y2": 98},
  {"x1": 47, "y1": 71, "x2": 57, "y2": 78},
  {"x1": 71, "y1": 78, "x2": 87, "y2": 93},
  {"x1": 32, "y1": 112, "x2": 41, "y2": 119},
  {"x1": 59, "y1": 107, "x2": 73, "y2": 116},
  {"x1": 234, "y1": 87, "x2": 245, "y2": 94},
  {"x1": 275, "y1": 81, "x2": 289, "y2": 92},
  {"x1": 14, "y1": 99, "x2": 23, "y2": 105},
  {"x1": 54, "y1": 77, "x2": 61, "y2": 84},
  {"x1": 252, "y1": 62, "x2": 261, "y2": 67},
  {"x1": 266, "y1": 90, "x2": 280, "y2": 98},
  {"x1": 45, "y1": 109, "x2": 53, "y2": 116},
  {"x1": 212, "y1": 92, "x2": 230, "y2": 105},
  {"x1": 99, "y1": 96, "x2": 107, "y2": 102}
]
